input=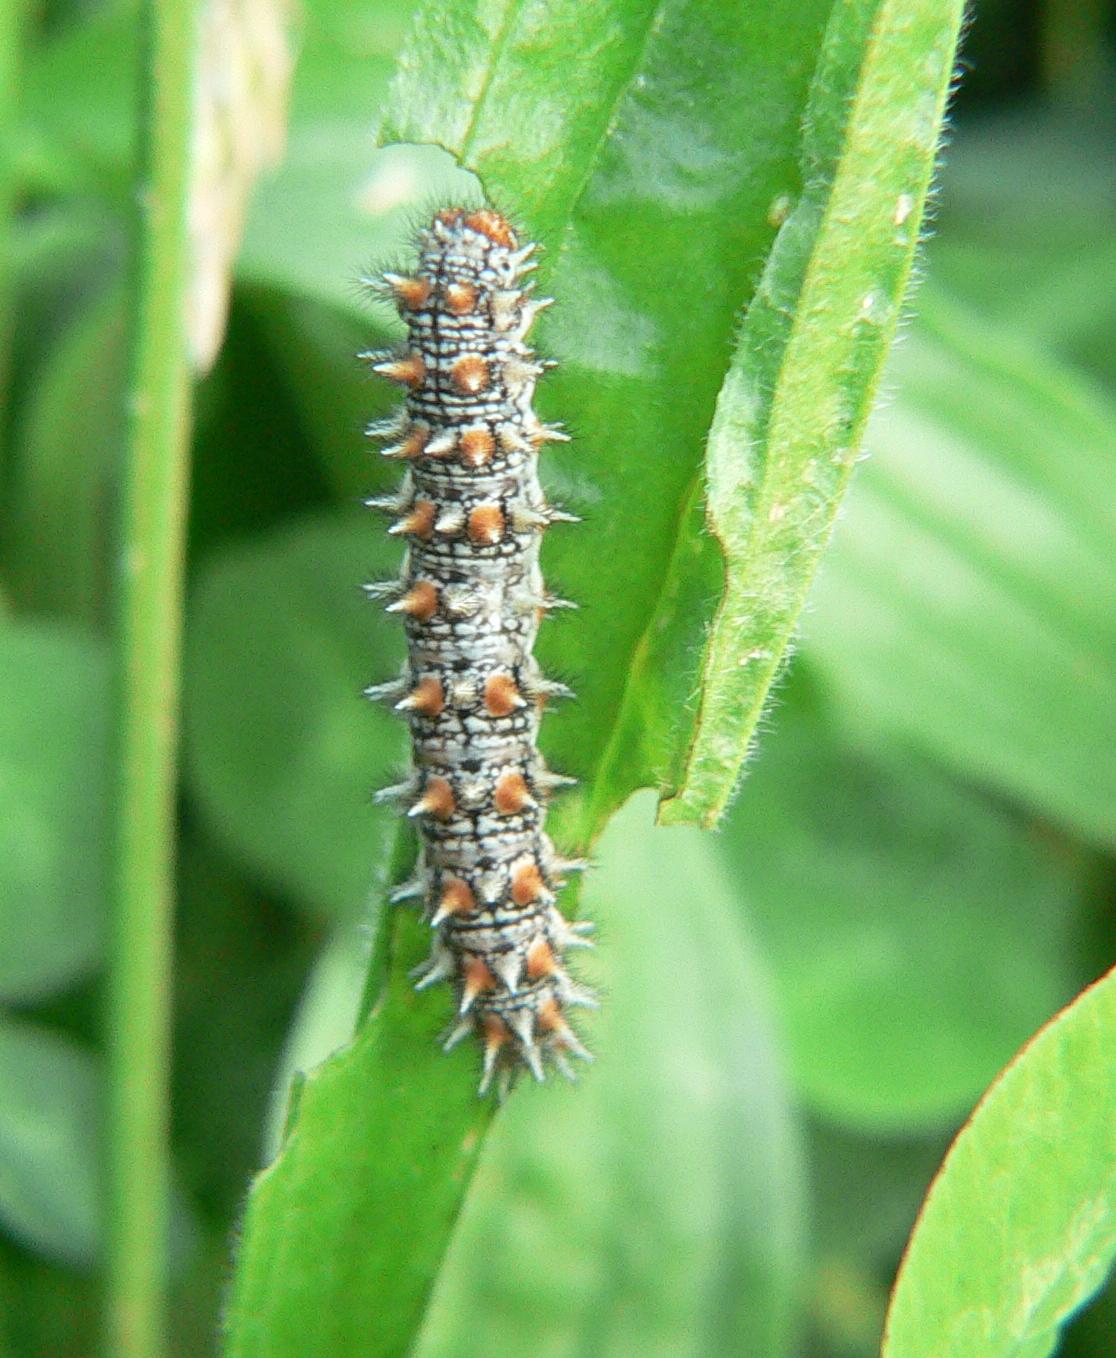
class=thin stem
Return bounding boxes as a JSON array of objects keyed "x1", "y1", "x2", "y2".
[{"x1": 104, "y1": 0, "x2": 198, "y2": 1353}]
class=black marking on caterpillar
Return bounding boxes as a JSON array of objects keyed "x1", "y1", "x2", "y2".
[{"x1": 364, "y1": 206, "x2": 594, "y2": 1095}]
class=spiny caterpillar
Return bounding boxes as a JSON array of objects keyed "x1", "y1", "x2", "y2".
[{"x1": 363, "y1": 206, "x2": 594, "y2": 1095}]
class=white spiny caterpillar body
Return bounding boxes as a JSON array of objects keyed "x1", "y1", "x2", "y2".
[{"x1": 365, "y1": 206, "x2": 593, "y2": 1094}]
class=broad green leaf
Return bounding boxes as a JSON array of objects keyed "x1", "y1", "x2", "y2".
[
  {"x1": 224, "y1": 2, "x2": 964, "y2": 1350},
  {"x1": 0, "y1": 1017, "x2": 198, "y2": 1274},
  {"x1": 384, "y1": 0, "x2": 836, "y2": 832},
  {"x1": 720, "y1": 678, "x2": 1080, "y2": 1130},
  {"x1": 416, "y1": 793, "x2": 803, "y2": 1358},
  {"x1": 184, "y1": 516, "x2": 406, "y2": 917},
  {"x1": 0, "y1": 621, "x2": 109, "y2": 1002},
  {"x1": 804, "y1": 289, "x2": 1116, "y2": 848},
  {"x1": 228, "y1": 794, "x2": 805, "y2": 1358},
  {"x1": 659, "y1": 0, "x2": 963, "y2": 826},
  {"x1": 0, "y1": 1019, "x2": 102, "y2": 1268},
  {"x1": 883, "y1": 965, "x2": 1116, "y2": 1358},
  {"x1": 224, "y1": 0, "x2": 833, "y2": 1346}
]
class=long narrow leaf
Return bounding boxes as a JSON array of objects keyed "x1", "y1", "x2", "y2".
[{"x1": 660, "y1": 0, "x2": 965, "y2": 825}]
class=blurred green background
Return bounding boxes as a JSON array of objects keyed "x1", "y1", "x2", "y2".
[{"x1": 1, "y1": 0, "x2": 1115, "y2": 1353}]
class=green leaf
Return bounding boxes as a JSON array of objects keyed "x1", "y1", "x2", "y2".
[
  {"x1": 803, "y1": 289, "x2": 1116, "y2": 849},
  {"x1": 0, "y1": 1016, "x2": 198, "y2": 1275},
  {"x1": 0, "y1": 621, "x2": 109, "y2": 1003},
  {"x1": 416, "y1": 793, "x2": 804, "y2": 1358},
  {"x1": 0, "y1": 1019, "x2": 102, "y2": 1269},
  {"x1": 385, "y1": 0, "x2": 839, "y2": 832},
  {"x1": 883, "y1": 965, "x2": 1116, "y2": 1358},
  {"x1": 221, "y1": 891, "x2": 494, "y2": 1358},
  {"x1": 227, "y1": 794, "x2": 804, "y2": 1358},
  {"x1": 719, "y1": 679, "x2": 1081, "y2": 1130},
  {"x1": 659, "y1": 0, "x2": 964, "y2": 826},
  {"x1": 184, "y1": 515, "x2": 406, "y2": 917},
  {"x1": 224, "y1": 1, "x2": 963, "y2": 1350}
]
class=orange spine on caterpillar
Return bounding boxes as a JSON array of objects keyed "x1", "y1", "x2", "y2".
[{"x1": 363, "y1": 207, "x2": 594, "y2": 1095}]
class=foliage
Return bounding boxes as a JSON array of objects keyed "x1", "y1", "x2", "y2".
[
  {"x1": 224, "y1": 0, "x2": 962, "y2": 1351},
  {"x1": 885, "y1": 965, "x2": 1116, "y2": 1358},
  {"x1": 1, "y1": 0, "x2": 1114, "y2": 1355}
]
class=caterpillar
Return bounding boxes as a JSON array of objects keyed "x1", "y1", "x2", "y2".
[{"x1": 363, "y1": 207, "x2": 594, "y2": 1095}]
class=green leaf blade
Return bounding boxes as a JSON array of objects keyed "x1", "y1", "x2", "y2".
[
  {"x1": 223, "y1": 907, "x2": 494, "y2": 1358},
  {"x1": 383, "y1": 0, "x2": 665, "y2": 244},
  {"x1": 417, "y1": 794, "x2": 805, "y2": 1358},
  {"x1": 184, "y1": 517, "x2": 406, "y2": 919},
  {"x1": 0, "y1": 1018, "x2": 104, "y2": 1269},
  {"x1": 884, "y1": 966, "x2": 1116, "y2": 1358},
  {"x1": 0, "y1": 621, "x2": 110, "y2": 1002},
  {"x1": 382, "y1": 0, "x2": 839, "y2": 829},
  {"x1": 660, "y1": 0, "x2": 966, "y2": 826},
  {"x1": 804, "y1": 291, "x2": 1116, "y2": 847},
  {"x1": 719, "y1": 682, "x2": 1080, "y2": 1131},
  {"x1": 221, "y1": 2, "x2": 966, "y2": 1351}
]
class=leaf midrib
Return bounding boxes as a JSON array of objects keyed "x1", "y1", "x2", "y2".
[{"x1": 456, "y1": 0, "x2": 519, "y2": 165}]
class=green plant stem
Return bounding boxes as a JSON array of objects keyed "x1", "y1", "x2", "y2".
[{"x1": 105, "y1": 0, "x2": 198, "y2": 1353}]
